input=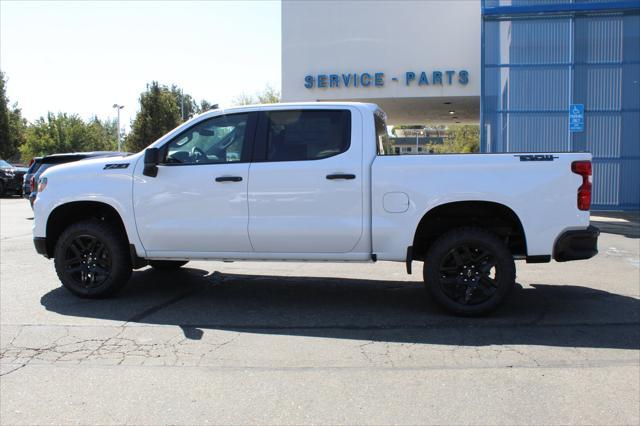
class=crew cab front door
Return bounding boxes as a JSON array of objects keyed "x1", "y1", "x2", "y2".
[{"x1": 133, "y1": 112, "x2": 256, "y2": 254}]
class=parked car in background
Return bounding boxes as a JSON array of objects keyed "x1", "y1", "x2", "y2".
[
  {"x1": 22, "y1": 157, "x2": 43, "y2": 199},
  {"x1": 28, "y1": 152, "x2": 127, "y2": 208},
  {"x1": 0, "y1": 159, "x2": 27, "y2": 196}
]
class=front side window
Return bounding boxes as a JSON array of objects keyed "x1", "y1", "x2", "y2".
[
  {"x1": 264, "y1": 110, "x2": 350, "y2": 162},
  {"x1": 164, "y1": 113, "x2": 249, "y2": 164}
]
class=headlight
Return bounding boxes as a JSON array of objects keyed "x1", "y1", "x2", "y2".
[{"x1": 37, "y1": 177, "x2": 48, "y2": 192}]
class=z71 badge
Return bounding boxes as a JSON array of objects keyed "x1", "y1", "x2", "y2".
[{"x1": 103, "y1": 163, "x2": 129, "y2": 170}]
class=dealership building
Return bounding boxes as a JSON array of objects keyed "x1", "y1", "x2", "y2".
[{"x1": 281, "y1": 0, "x2": 640, "y2": 211}]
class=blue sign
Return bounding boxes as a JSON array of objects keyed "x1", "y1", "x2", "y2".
[{"x1": 569, "y1": 104, "x2": 584, "y2": 132}]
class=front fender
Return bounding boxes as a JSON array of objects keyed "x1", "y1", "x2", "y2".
[{"x1": 33, "y1": 156, "x2": 146, "y2": 258}]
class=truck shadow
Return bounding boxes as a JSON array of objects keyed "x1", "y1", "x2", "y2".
[
  {"x1": 591, "y1": 213, "x2": 640, "y2": 239},
  {"x1": 40, "y1": 267, "x2": 640, "y2": 350}
]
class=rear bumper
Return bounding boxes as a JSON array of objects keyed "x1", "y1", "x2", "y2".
[
  {"x1": 33, "y1": 237, "x2": 49, "y2": 258},
  {"x1": 553, "y1": 225, "x2": 599, "y2": 262}
]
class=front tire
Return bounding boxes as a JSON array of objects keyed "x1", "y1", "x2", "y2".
[
  {"x1": 54, "y1": 219, "x2": 132, "y2": 298},
  {"x1": 149, "y1": 260, "x2": 188, "y2": 270},
  {"x1": 423, "y1": 227, "x2": 515, "y2": 316}
]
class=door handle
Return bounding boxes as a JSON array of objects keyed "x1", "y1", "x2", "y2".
[
  {"x1": 215, "y1": 176, "x2": 243, "y2": 182},
  {"x1": 326, "y1": 173, "x2": 356, "y2": 180}
]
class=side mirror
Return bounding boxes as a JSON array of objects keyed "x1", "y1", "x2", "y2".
[{"x1": 143, "y1": 148, "x2": 159, "y2": 177}]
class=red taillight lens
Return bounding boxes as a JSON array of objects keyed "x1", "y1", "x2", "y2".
[
  {"x1": 28, "y1": 158, "x2": 35, "y2": 167},
  {"x1": 571, "y1": 160, "x2": 592, "y2": 211},
  {"x1": 571, "y1": 160, "x2": 592, "y2": 176},
  {"x1": 30, "y1": 176, "x2": 35, "y2": 192}
]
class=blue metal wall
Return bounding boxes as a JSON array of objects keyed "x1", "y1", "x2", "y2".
[{"x1": 481, "y1": 0, "x2": 640, "y2": 210}]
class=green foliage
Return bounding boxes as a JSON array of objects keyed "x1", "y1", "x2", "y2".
[
  {"x1": 0, "y1": 72, "x2": 27, "y2": 160},
  {"x1": 19, "y1": 113, "x2": 117, "y2": 160},
  {"x1": 126, "y1": 82, "x2": 214, "y2": 152},
  {"x1": 439, "y1": 124, "x2": 480, "y2": 153},
  {"x1": 171, "y1": 85, "x2": 198, "y2": 121},
  {"x1": 125, "y1": 82, "x2": 181, "y2": 152},
  {"x1": 198, "y1": 99, "x2": 214, "y2": 112},
  {"x1": 232, "y1": 84, "x2": 280, "y2": 106},
  {"x1": 256, "y1": 84, "x2": 280, "y2": 104},
  {"x1": 389, "y1": 124, "x2": 480, "y2": 154},
  {"x1": 232, "y1": 93, "x2": 255, "y2": 106},
  {"x1": 3, "y1": 75, "x2": 216, "y2": 160}
]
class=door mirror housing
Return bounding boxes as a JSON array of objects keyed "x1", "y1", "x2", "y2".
[{"x1": 143, "y1": 148, "x2": 159, "y2": 177}]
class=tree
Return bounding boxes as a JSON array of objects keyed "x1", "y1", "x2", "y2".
[
  {"x1": 126, "y1": 82, "x2": 214, "y2": 152},
  {"x1": 256, "y1": 84, "x2": 280, "y2": 104},
  {"x1": 198, "y1": 99, "x2": 215, "y2": 113},
  {"x1": 19, "y1": 113, "x2": 118, "y2": 160},
  {"x1": 125, "y1": 81, "x2": 181, "y2": 152},
  {"x1": 0, "y1": 72, "x2": 26, "y2": 160},
  {"x1": 430, "y1": 124, "x2": 479, "y2": 154},
  {"x1": 232, "y1": 92, "x2": 255, "y2": 106},
  {"x1": 170, "y1": 85, "x2": 198, "y2": 121},
  {"x1": 232, "y1": 84, "x2": 281, "y2": 106}
]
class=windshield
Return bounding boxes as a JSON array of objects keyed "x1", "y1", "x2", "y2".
[{"x1": 0, "y1": 160, "x2": 13, "y2": 168}]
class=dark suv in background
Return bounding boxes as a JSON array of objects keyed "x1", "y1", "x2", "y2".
[
  {"x1": 22, "y1": 157, "x2": 43, "y2": 198},
  {"x1": 27, "y1": 151, "x2": 127, "y2": 208},
  {"x1": 0, "y1": 159, "x2": 27, "y2": 196}
]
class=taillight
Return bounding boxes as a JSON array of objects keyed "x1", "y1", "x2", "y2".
[
  {"x1": 571, "y1": 160, "x2": 592, "y2": 211},
  {"x1": 28, "y1": 158, "x2": 35, "y2": 167},
  {"x1": 30, "y1": 176, "x2": 36, "y2": 192},
  {"x1": 37, "y1": 177, "x2": 48, "y2": 193}
]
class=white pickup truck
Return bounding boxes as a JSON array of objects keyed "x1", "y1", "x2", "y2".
[{"x1": 32, "y1": 102, "x2": 599, "y2": 315}]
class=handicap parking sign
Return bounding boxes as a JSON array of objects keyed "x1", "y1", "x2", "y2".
[{"x1": 569, "y1": 104, "x2": 584, "y2": 132}]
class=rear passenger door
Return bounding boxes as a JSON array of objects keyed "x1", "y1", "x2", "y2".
[{"x1": 248, "y1": 108, "x2": 363, "y2": 253}]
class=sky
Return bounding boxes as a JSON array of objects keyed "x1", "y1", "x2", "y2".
[{"x1": 0, "y1": 0, "x2": 281, "y2": 128}]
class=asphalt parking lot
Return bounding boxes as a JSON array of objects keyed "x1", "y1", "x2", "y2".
[{"x1": 1, "y1": 197, "x2": 638, "y2": 425}]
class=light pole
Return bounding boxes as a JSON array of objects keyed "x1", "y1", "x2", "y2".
[{"x1": 112, "y1": 104, "x2": 124, "y2": 151}]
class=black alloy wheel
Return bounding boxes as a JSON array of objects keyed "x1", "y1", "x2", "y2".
[
  {"x1": 54, "y1": 219, "x2": 132, "y2": 298},
  {"x1": 438, "y1": 244, "x2": 498, "y2": 305},
  {"x1": 62, "y1": 234, "x2": 112, "y2": 288},
  {"x1": 423, "y1": 227, "x2": 515, "y2": 316}
]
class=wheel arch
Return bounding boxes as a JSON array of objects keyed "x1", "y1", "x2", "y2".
[
  {"x1": 411, "y1": 200, "x2": 527, "y2": 261},
  {"x1": 45, "y1": 201, "x2": 130, "y2": 258}
]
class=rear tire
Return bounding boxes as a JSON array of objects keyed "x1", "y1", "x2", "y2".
[
  {"x1": 149, "y1": 260, "x2": 188, "y2": 270},
  {"x1": 0, "y1": 181, "x2": 5, "y2": 196},
  {"x1": 54, "y1": 219, "x2": 132, "y2": 298},
  {"x1": 423, "y1": 227, "x2": 515, "y2": 316}
]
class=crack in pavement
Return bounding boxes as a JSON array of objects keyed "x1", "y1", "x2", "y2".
[{"x1": 2, "y1": 323, "x2": 638, "y2": 373}]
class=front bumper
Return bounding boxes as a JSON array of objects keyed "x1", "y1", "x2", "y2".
[
  {"x1": 33, "y1": 237, "x2": 49, "y2": 258},
  {"x1": 553, "y1": 225, "x2": 599, "y2": 262}
]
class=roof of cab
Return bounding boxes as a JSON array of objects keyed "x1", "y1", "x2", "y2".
[{"x1": 201, "y1": 101, "x2": 380, "y2": 118}]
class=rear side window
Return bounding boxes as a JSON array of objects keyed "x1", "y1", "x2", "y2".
[
  {"x1": 263, "y1": 110, "x2": 351, "y2": 162},
  {"x1": 375, "y1": 110, "x2": 392, "y2": 155}
]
